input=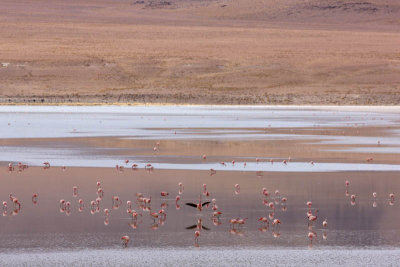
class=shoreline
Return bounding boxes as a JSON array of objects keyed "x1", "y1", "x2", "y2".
[
  {"x1": 0, "y1": 103, "x2": 400, "y2": 113},
  {"x1": 1, "y1": 92, "x2": 400, "y2": 107}
]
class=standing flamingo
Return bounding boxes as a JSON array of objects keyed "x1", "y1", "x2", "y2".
[{"x1": 121, "y1": 236, "x2": 130, "y2": 247}]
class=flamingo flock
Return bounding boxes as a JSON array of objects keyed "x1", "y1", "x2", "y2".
[{"x1": 3, "y1": 152, "x2": 398, "y2": 249}]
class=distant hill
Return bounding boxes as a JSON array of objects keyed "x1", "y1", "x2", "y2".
[{"x1": 0, "y1": 0, "x2": 399, "y2": 105}]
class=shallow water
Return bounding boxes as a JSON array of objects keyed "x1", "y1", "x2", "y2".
[
  {"x1": 0, "y1": 105, "x2": 399, "y2": 265},
  {"x1": 1, "y1": 105, "x2": 400, "y2": 169}
]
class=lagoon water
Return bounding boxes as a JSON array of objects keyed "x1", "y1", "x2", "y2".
[{"x1": 0, "y1": 105, "x2": 399, "y2": 266}]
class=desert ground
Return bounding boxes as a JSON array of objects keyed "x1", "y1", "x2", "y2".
[{"x1": 0, "y1": 0, "x2": 400, "y2": 104}]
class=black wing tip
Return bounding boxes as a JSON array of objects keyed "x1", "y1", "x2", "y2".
[{"x1": 202, "y1": 201, "x2": 211, "y2": 207}]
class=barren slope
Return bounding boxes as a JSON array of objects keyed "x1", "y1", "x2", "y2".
[{"x1": 0, "y1": 0, "x2": 399, "y2": 104}]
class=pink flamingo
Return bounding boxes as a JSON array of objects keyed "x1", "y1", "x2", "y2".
[
  {"x1": 194, "y1": 230, "x2": 200, "y2": 245},
  {"x1": 235, "y1": 184, "x2": 240, "y2": 195},
  {"x1": 121, "y1": 236, "x2": 130, "y2": 247},
  {"x1": 73, "y1": 186, "x2": 78, "y2": 197},
  {"x1": 308, "y1": 210, "x2": 319, "y2": 226},
  {"x1": 178, "y1": 182, "x2": 184, "y2": 193},
  {"x1": 185, "y1": 195, "x2": 210, "y2": 212},
  {"x1": 210, "y1": 169, "x2": 216, "y2": 176},
  {"x1": 308, "y1": 231, "x2": 316, "y2": 247},
  {"x1": 43, "y1": 162, "x2": 50, "y2": 169},
  {"x1": 32, "y1": 193, "x2": 38, "y2": 204}
]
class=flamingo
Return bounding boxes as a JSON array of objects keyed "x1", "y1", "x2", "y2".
[
  {"x1": 158, "y1": 209, "x2": 166, "y2": 219},
  {"x1": 235, "y1": 184, "x2": 240, "y2": 195},
  {"x1": 258, "y1": 217, "x2": 269, "y2": 225},
  {"x1": 8, "y1": 163, "x2": 13, "y2": 172},
  {"x1": 150, "y1": 212, "x2": 159, "y2": 221},
  {"x1": 350, "y1": 194, "x2": 356, "y2": 203},
  {"x1": 229, "y1": 218, "x2": 238, "y2": 228},
  {"x1": 308, "y1": 210, "x2": 319, "y2": 226},
  {"x1": 268, "y1": 212, "x2": 275, "y2": 220},
  {"x1": 194, "y1": 230, "x2": 200, "y2": 245},
  {"x1": 262, "y1": 188, "x2": 269, "y2": 198},
  {"x1": 126, "y1": 201, "x2": 132, "y2": 213},
  {"x1": 32, "y1": 193, "x2": 38, "y2": 204},
  {"x1": 121, "y1": 236, "x2": 130, "y2": 247},
  {"x1": 185, "y1": 195, "x2": 210, "y2": 212},
  {"x1": 322, "y1": 219, "x2": 328, "y2": 228},
  {"x1": 178, "y1": 182, "x2": 184, "y2": 194},
  {"x1": 2, "y1": 201, "x2": 8, "y2": 215},
  {"x1": 43, "y1": 162, "x2": 50, "y2": 169},
  {"x1": 210, "y1": 169, "x2": 216, "y2": 176},
  {"x1": 308, "y1": 231, "x2": 316, "y2": 247},
  {"x1": 389, "y1": 193, "x2": 395, "y2": 205},
  {"x1": 237, "y1": 218, "x2": 248, "y2": 226},
  {"x1": 73, "y1": 186, "x2": 78, "y2": 197},
  {"x1": 104, "y1": 208, "x2": 110, "y2": 216},
  {"x1": 213, "y1": 211, "x2": 222, "y2": 217},
  {"x1": 269, "y1": 202, "x2": 275, "y2": 210},
  {"x1": 131, "y1": 210, "x2": 141, "y2": 220},
  {"x1": 59, "y1": 199, "x2": 66, "y2": 211},
  {"x1": 323, "y1": 232, "x2": 328, "y2": 240},
  {"x1": 272, "y1": 219, "x2": 281, "y2": 228}
]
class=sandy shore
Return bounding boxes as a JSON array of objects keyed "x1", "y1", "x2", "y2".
[{"x1": 1, "y1": 93, "x2": 400, "y2": 105}]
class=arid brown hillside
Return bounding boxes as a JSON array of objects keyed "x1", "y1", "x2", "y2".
[{"x1": 0, "y1": 0, "x2": 399, "y2": 104}]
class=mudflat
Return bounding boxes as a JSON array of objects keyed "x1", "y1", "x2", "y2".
[{"x1": 1, "y1": 0, "x2": 400, "y2": 105}]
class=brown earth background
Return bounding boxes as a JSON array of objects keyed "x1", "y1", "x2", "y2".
[{"x1": 0, "y1": 0, "x2": 400, "y2": 105}]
